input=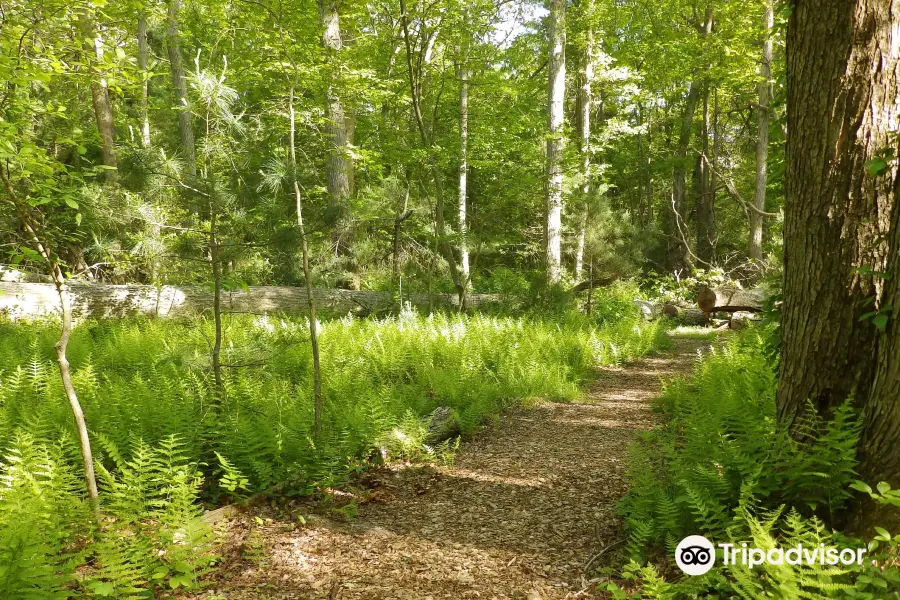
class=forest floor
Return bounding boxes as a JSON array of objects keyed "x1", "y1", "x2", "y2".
[{"x1": 199, "y1": 333, "x2": 714, "y2": 600}]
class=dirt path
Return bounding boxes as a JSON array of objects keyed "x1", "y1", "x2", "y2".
[{"x1": 206, "y1": 335, "x2": 711, "y2": 600}]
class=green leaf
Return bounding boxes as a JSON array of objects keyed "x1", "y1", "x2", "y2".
[
  {"x1": 865, "y1": 157, "x2": 889, "y2": 177},
  {"x1": 64, "y1": 197, "x2": 78, "y2": 209},
  {"x1": 850, "y1": 481, "x2": 873, "y2": 495},
  {"x1": 175, "y1": 561, "x2": 193, "y2": 573},
  {"x1": 875, "y1": 526, "x2": 891, "y2": 540},
  {"x1": 151, "y1": 566, "x2": 170, "y2": 580},
  {"x1": 877, "y1": 481, "x2": 892, "y2": 495},
  {"x1": 873, "y1": 314, "x2": 889, "y2": 331},
  {"x1": 89, "y1": 581, "x2": 116, "y2": 596}
]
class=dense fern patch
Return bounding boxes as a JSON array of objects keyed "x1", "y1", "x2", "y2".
[
  {"x1": 611, "y1": 329, "x2": 900, "y2": 598},
  {"x1": 0, "y1": 305, "x2": 666, "y2": 596}
]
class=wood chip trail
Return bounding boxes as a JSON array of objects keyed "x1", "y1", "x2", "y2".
[{"x1": 204, "y1": 335, "x2": 709, "y2": 600}]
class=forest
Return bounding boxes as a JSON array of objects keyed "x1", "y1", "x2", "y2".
[{"x1": 1, "y1": 0, "x2": 899, "y2": 597}]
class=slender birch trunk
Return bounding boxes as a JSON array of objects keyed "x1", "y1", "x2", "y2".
[
  {"x1": 457, "y1": 56, "x2": 471, "y2": 299},
  {"x1": 574, "y1": 8, "x2": 593, "y2": 281},
  {"x1": 138, "y1": 15, "x2": 152, "y2": 148},
  {"x1": 545, "y1": 0, "x2": 566, "y2": 284},
  {"x1": 749, "y1": 0, "x2": 774, "y2": 261}
]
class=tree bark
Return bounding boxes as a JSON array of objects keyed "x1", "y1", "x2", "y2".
[
  {"x1": 694, "y1": 84, "x2": 716, "y2": 263},
  {"x1": 138, "y1": 15, "x2": 152, "y2": 148},
  {"x1": 574, "y1": 7, "x2": 594, "y2": 281},
  {"x1": 457, "y1": 56, "x2": 471, "y2": 299},
  {"x1": 166, "y1": 0, "x2": 197, "y2": 177},
  {"x1": 78, "y1": 10, "x2": 117, "y2": 178},
  {"x1": 778, "y1": 0, "x2": 900, "y2": 517},
  {"x1": 749, "y1": 0, "x2": 774, "y2": 261},
  {"x1": 320, "y1": 0, "x2": 356, "y2": 289},
  {"x1": 667, "y1": 79, "x2": 700, "y2": 273},
  {"x1": 545, "y1": 0, "x2": 566, "y2": 284}
]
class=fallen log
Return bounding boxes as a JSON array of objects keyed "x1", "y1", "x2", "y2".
[
  {"x1": 570, "y1": 275, "x2": 619, "y2": 293},
  {"x1": 0, "y1": 282, "x2": 504, "y2": 320},
  {"x1": 729, "y1": 311, "x2": 761, "y2": 331},
  {"x1": 697, "y1": 286, "x2": 765, "y2": 314},
  {"x1": 662, "y1": 303, "x2": 710, "y2": 326}
]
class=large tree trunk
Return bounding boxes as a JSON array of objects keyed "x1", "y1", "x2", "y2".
[
  {"x1": 457, "y1": 57, "x2": 471, "y2": 297},
  {"x1": 78, "y1": 10, "x2": 117, "y2": 178},
  {"x1": 138, "y1": 16, "x2": 152, "y2": 148},
  {"x1": 166, "y1": 0, "x2": 197, "y2": 177},
  {"x1": 545, "y1": 0, "x2": 566, "y2": 284},
  {"x1": 749, "y1": 0, "x2": 774, "y2": 261},
  {"x1": 574, "y1": 7, "x2": 594, "y2": 281},
  {"x1": 320, "y1": 0, "x2": 356, "y2": 289},
  {"x1": 778, "y1": 0, "x2": 900, "y2": 523}
]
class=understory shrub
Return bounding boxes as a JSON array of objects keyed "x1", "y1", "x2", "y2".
[{"x1": 611, "y1": 329, "x2": 900, "y2": 598}]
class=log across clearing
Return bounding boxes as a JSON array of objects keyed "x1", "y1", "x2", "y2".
[
  {"x1": 697, "y1": 286, "x2": 765, "y2": 313},
  {"x1": 0, "y1": 282, "x2": 502, "y2": 320},
  {"x1": 662, "y1": 303, "x2": 710, "y2": 325}
]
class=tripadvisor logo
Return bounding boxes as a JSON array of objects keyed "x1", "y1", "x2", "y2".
[
  {"x1": 675, "y1": 535, "x2": 867, "y2": 576},
  {"x1": 676, "y1": 535, "x2": 716, "y2": 575}
]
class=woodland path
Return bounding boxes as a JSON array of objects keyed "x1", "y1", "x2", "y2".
[{"x1": 204, "y1": 334, "x2": 711, "y2": 600}]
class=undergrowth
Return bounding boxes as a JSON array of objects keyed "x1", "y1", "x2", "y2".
[
  {"x1": 609, "y1": 329, "x2": 900, "y2": 598},
  {"x1": 0, "y1": 302, "x2": 667, "y2": 596}
]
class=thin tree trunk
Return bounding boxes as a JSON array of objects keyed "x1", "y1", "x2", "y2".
[
  {"x1": 209, "y1": 207, "x2": 223, "y2": 396},
  {"x1": 138, "y1": 15, "x2": 152, "y2": 148},
  {"x1": 457, "y1": 57, "x2": 471, "y2": 303},
  {"x1": 778, "y1": 0, "x2": 900, "y2": 527},
  {"x1": 0, "y1": 171, "x2": 99, "y2": 513},
  {"x1": 574, "y1": 8, "x2": 593, "y2": 281},
  {"x1": 392, "y1": 181, "x2": 411, "y2": 309},
  {"x1": 545, "y1": 0, "x2": 566, "y2": 284},
  {"x1": 166, "y1": 0, "x2": 196, "y2": 177},
  {"x1": 668, "y1": 79, "x2": 700, "y2": 273},
  {"x1": 749, "y1": 0, "x2": 773, "y2": 261},
  {"x1": 695, "y1": 84, "x2": 715, "y2": 263},
  {"x1": 290, "y1": 88, "x2": 323, "y2": 437},
  {"x1": 53, "y1": 275, "x2": 99, "y2": 514},
  {"x1": 398, "y1": 0, "x2": 465, "y2": 301},
  {"x1": 78, "y1": 10, "x2": 117, "y2": 178}
]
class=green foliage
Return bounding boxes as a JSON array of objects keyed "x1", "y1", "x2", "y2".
[
  {"x1": 0, "y1": 433, "x2": 214, "y2": 598},
  {"x1": 611, "y1": 329, "x2": 900, "y2": 598},
  {"x1": 0, "y1": 307, "x2": 666, "y2": 593}
]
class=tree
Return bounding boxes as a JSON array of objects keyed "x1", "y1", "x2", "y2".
[
  {"x1": 166, "y1": 0, "x2": 197, "y2": 177},
  {"x1": 320, "y1": 0, "x2": 356, "y2": 289},
  {"x1": 777, "y1": 0, "x2": 900, "y2": 526},
  {"x1": 573, "y1": 0, "x2": 595, "y2": 281},
  {"x1": 457, "y1": 49, "x2": 471, "y2": 295},
  {"x1": 78, "y1": 6, "x2": 118, "y2": 178},
  {"x1": 138, "y1": 13, "x2": 152, "y2": 148},
  {"x1": 545, "y1": 0, "x2": 566, "y2": 284},
  {"x1": 749, "y1": 0, "x2": 773, "y2": 262}
]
